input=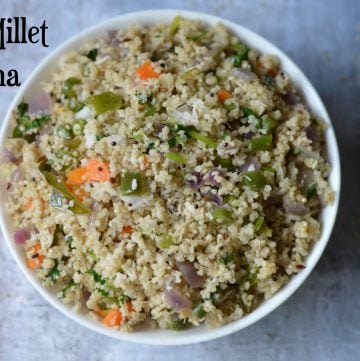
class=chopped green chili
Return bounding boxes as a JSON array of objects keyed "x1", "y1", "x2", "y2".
[
  {"x1": 42, "y1": 171, "x2": 91, "y2": 214},
  {"x1": 180, "y1": 68, "x2": 200, "y2": 80},
  {"x1": 188, "y1": 130, "x2": 217, "y2": 148},
  {"x1": 64, "y1": 137, "x2": 82, "y2": 149},
  {"x1": 223, "y1": 102, "x2": 236, "y2": 112},
  {"x1": 212, "y1": 208, "x2": 234, "y2": 225},
  {"x1": 120, "y1": 172, "x2": 145, "y2": 196},
  {"x1": 262, "y1": 166, "x2": 276, "y2": 174},
  {"x1": 85, "y1": 92, "x2": 123, "y2": 115},
  {"x1": 223, "y1": 194, "x2": 237, "y2": 204},
  {"x1": 254, "y1": 216, "x2": 265, "y2": 232},
  {"x1": 158, "y1": 234, "x2": 174, "y2": 249},
  {"x1": 169, "y1": 15, "x2": 181, "y2": 37},
  {"x1": 242, "y1": 171, "x2": 267, "y2": 190},
  {"x1": 217, "y1": 157, "x2": 235, "y2": 171},
  {"x1": 250, "y1": 134, "x2": 273, "y2": 151},
  {"x1": 62, "y1": 77, "x2": 81, "y2": 98},
  {"x1": 187, "y1": 30, "x2": 207, "y2": 42},
  {"x1": 165, "y1": 151, "x2": 187, "y2": 164},
  {"x1": 261, "y1": 115, "x2": 278, "y2": 132}
]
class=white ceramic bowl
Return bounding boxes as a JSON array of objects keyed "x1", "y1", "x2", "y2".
[{"x1": 0, "y1": 9, "x2": 341, "y2": 345}]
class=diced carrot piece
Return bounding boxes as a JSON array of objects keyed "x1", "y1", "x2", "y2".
[
  {"x1": 27, "y1": 254, "x2": 44, "y2": 269},
  {"x1": 268, "y1": 67, "x2": 278, "y2": 77},
  {"x1": 103, "y1": 308, "x2": 122, "y2": 328},
  {"x1": 22, "y1": 199, "x2": 33, "y2": 211},
  {"x1": 30, "y1": 243, "x2": 41, "y2": 253},
  {"x1": 73, "y1": 187, "x2": 89, "y2": 201},
  {"x1": 65, "y1": 182, "x2": 88, "y2": 201},
  {"x1": 121, "y1": 225, "x2": 133, "y2": 235},
  {"x1": 66, "y1": 160, "x2": 110, "y2": 185},
  {"x1": 85, "y1": 160, "x2": 110, "y2": 182},
  {"x1": 136, "y1": 60, "x2": 160, "y2": 80},
  {"x1": 96, "y1": 309, "x2": 109, "y2": 318},
  {"x1": 66, "y1": 167, "x2": 88, "y2": 185},
  {"x1": 218, "y1": 89, "x2": 232, "y2": 104},
  {"x1": 143, "y1": 156, "x2": 150, "y2": 169},
  {"x1": 126, "y1": 302, "x2": 133, "y2": 313},
  {"x1": 27, "y1": 258, "x2": 40, "y2": 269}
]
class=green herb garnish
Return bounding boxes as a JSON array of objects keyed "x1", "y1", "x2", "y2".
[
  {"x1": 47, "y1": 261, "x2": 60, "y2": 282},
  {"x1": 231, "y1": 43, "x2": 249, "y2": 67},
  {"x1": 169, "y1": 319, "x2": 188, "y2": 331},
  {"x1": 86, "y1": 48, "x2": 98, "y2": 61},
  {"x1": 194, "y1": 304, "x2": 207, "y2": 318},
  {"x1": 219, "y1": 254, "x2": 234, "y2": 265},
  {"x1": 87, "y1": 269, "x2": 106, "y2": 285},
  {"x1": 187, "y1": 30, "x2": 207, "y2": 42},
  {"x1": 306, "y1": 184, "x2": 317, "y2": 199}
]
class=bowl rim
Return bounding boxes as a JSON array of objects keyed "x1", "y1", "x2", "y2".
[{"x1": 0, "y1": 8, "x2": 341, "y2": 345}]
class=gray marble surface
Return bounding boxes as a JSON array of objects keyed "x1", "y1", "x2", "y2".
[{"x1": 0, "y1": 0, "x2": 359, "y2": 360}]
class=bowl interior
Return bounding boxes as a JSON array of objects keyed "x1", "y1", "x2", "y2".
[{"x1": 0, "y1": 9, "x2": 340, "y2": 345}]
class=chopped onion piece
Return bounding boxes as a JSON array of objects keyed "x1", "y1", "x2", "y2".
[
  {"x1": 185, "y1": 171, "x2": 204, "y2": 189},
  {"x1": 13, "y1": 228, "x2": 31, "y2": 245},
  {"x1": 283, "y1": 200, "x2": 308, "y2": 217},
  {"x1": 172, "y1": 104, "x2": 199, "y2": 126},
  {"x1": 207, "y1": 168, "x2": 225, "y2": 186},
  {"x1": 164, "y1": 289, "x2": 192, "y2": 312},
  {"x1": 28, "y1": 91, "x2": 53, "y2": 115},
  {"x1": 176, "y1": 261, "x2": 205, "y2": 288},
  {"x1": 283, "y1": 91, "x2": 300, "y2": 105},
  {"x1": 232, "y1": 68, "x2": 257, "y2": 81},
  {"x1": 238, "y1": 156, "x2": 261, "y2": 173},
  {"x1": 2, "y1": 149, "x2": 21, "y2": 164}
]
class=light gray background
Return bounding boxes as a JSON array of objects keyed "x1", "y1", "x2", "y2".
[{"x1": 0, "y1": 1, "x2": 359, "y2": 360}]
